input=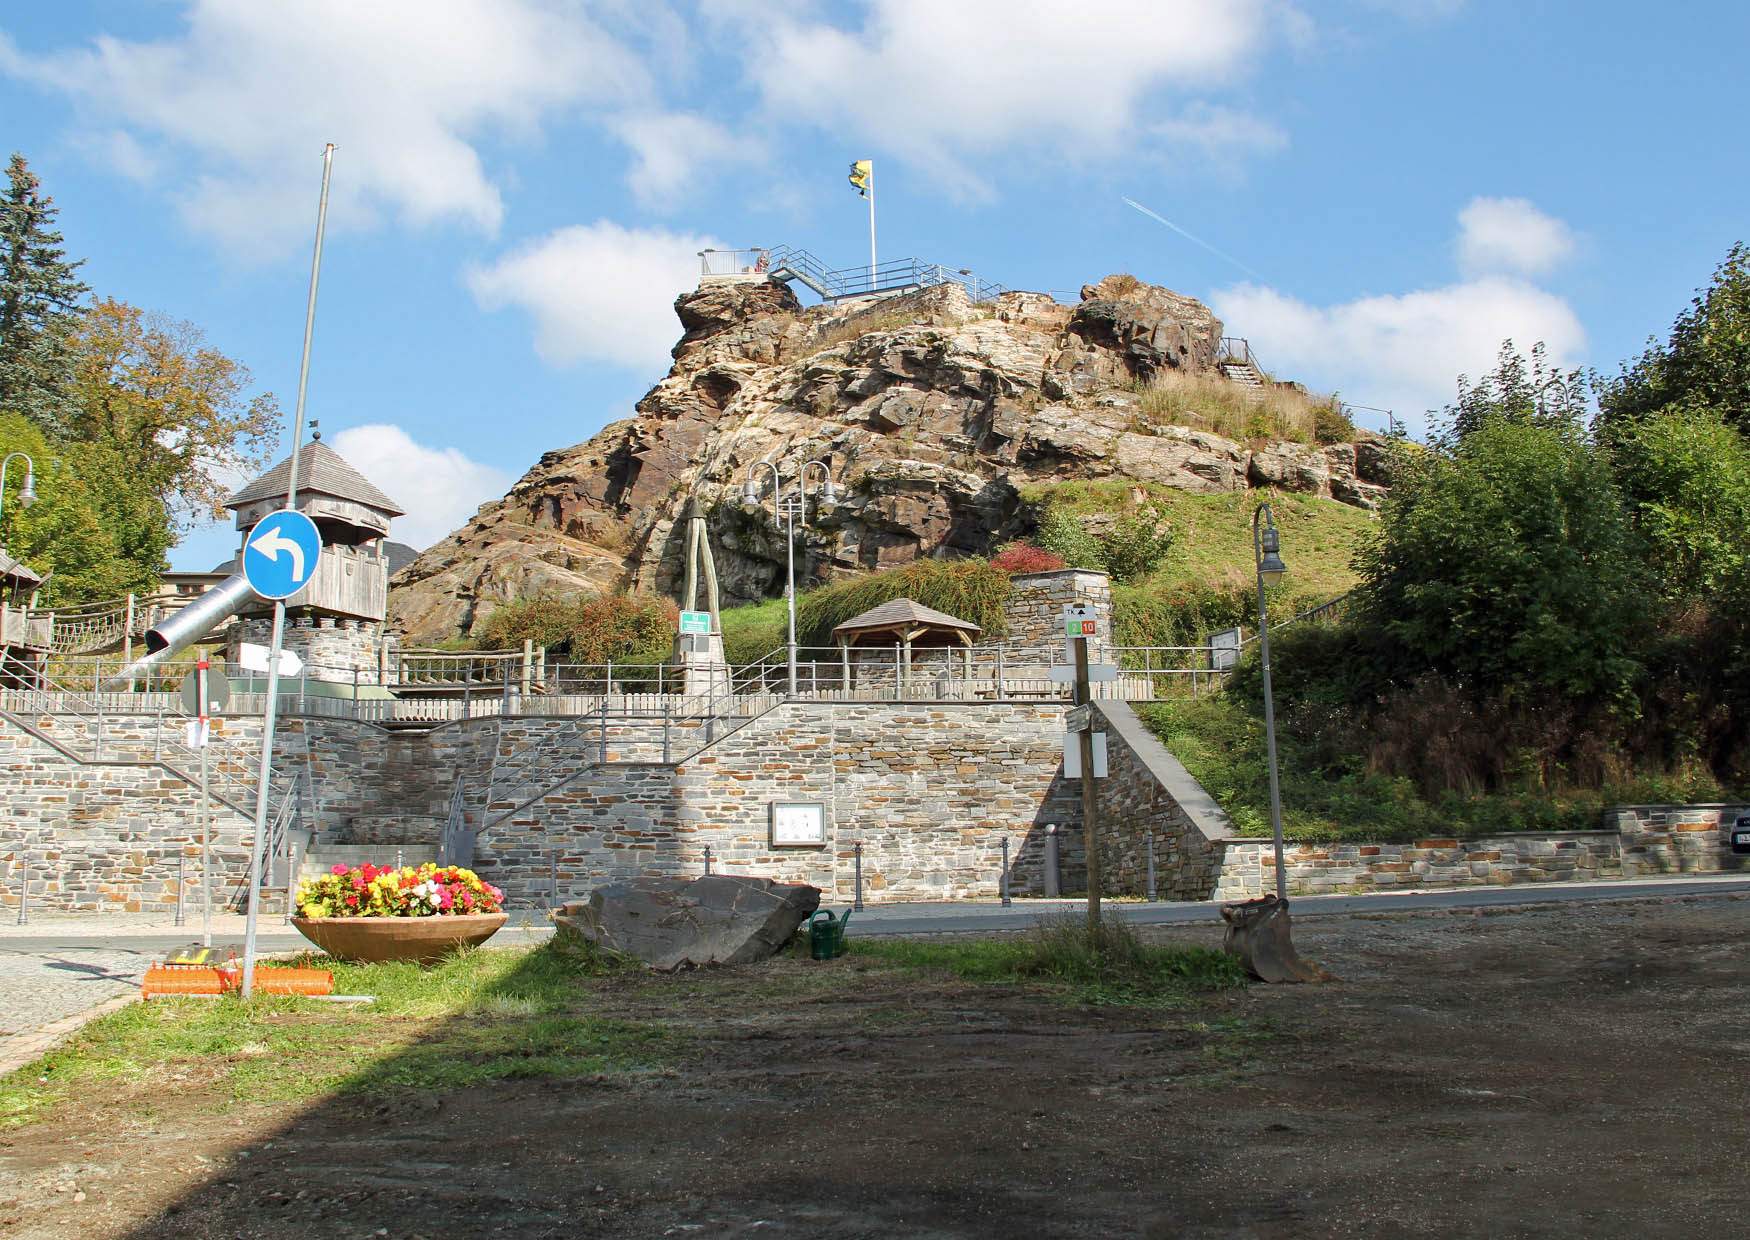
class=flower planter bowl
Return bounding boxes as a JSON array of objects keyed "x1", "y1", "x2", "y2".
[{"x1": 290, "y1": 912, "x2": 509, "y2": 965}]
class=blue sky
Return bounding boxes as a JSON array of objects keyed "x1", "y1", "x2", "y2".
[{"x1": 2, "y1": 1, "x2": 1744, "y2": 572}]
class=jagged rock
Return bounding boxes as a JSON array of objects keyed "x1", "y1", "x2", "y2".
[
  {"x1": 1355, "y1": 436, "x2": 1405, "y2": 486},
  {"x1": 1247, "y1": 443, "x2": 1332, "y2": 496},
  {"x1": 552, "y1": 875, "x2": 821, "y2": 970},
  {"x1": 389, "y1": 272, "x2": 1393, "y2": 642}
]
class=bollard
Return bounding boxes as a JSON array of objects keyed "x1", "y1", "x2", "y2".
[
  {"x1": 395, "y1": 847, "x2": 404, "y2": 871},
  {"x1": 549, "y1": 849, "x2": 559, "y2": 909},
  {"x1": 15, "y1": 861, "x2": 27, "y2": 926},
  {"x1": 703, "y1": 844, "x2": 713, "y2": 876},
  {"x1": 284, "y1": 840, "x2": 301, "y2": 926},
  {"x1": 1146, "y1": 834, "x2": 1158, "y2": 902},
  {"x1": 1001, "y1": 836, "x2": 1011, "y2": 907},
  {"x1": 175, "y1": 851, "x2": 187, "y2": 927},
  {"x1": 853, "y1": 841, "x2": 864, "y2": 912},
  {"x1": 1044, "y1": 825, "x2": 1061, "y2": 898}
]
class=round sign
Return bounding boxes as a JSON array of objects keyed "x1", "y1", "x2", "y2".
[
  {"x1": 179, "y1": 665, "x2": 232, "y2": 717},
  {"x1": 242, "y1": 508, "x2": 322, "y2": 601}
]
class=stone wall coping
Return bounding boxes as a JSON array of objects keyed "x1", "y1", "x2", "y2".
[
  {"x1": 1609, "y1": 803, "x2": 1750, "y2": 813},
  {"x1": 1093, "y1": 699, "x2": 1237, "y2": 843},
  {"x1": 1006, "y1": 568, "x2": 1112, "y2": 583}
]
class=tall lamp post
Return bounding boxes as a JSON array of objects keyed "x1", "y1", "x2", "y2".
[
  {"x1": 0, "y1": 452, "x2": 39, "y2": 522},
  {"x1": 1251, "y1": 502, "x2": 1289, "y2": 902},
  {"x1": 743, "y1": 456, "x2": 837, "y2": 696}
]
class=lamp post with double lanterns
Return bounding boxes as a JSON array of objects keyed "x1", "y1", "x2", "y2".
[
  {"x1": 743, "y1": 456, "x2": 837, "y2": 696},
  {"x1": 1252, "y1": 501, "x2": 1289, "y2": 902}
]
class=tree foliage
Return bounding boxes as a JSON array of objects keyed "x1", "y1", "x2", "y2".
[
  {"x1": 1609, "y1": 404, "x2": 1750, "y2": 601},
  {"x1": 0, "y1": 153, "x2": 87, "y2": 435},
  {"x1": 0, "y1": 413, "x2": 170, "y2": 602},
  {"x1": 1035, "y1": 499, "x2": 1175, "y2": 583},
  {"x1": 1599, "y1": 242, "x2": 1750, "y2": 435},
  {"x1": 1358, "y1": 416, "x2": 1645, "y2": 707},
  {"x1": 65, "y1": 299, "x2": 279, "y2": 531},
  {"x1": 1443, "y1": 341, "x2": 1588, "y2": 444}
]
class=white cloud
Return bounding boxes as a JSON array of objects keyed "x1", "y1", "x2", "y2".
[
  {"x1": 327, "y1": 424, "x2": 510, "y2": 551},
  {"x1": 466, "y1": 221, "x2": 720, "y2": 371},
  {"x1": 1212, "y1": 277, "x2": 1585, "y2": 432},
  {"x1": 726, "y1": 0, "x2": 1281, "y2": 192},
  {"x1": 1151, "y1": 103, "x2": 1289, "y2": 162},
  {"x1": 610, "y1": 111, "x2": 761, "y2": 208},
  {"x1": 1457, "y1": 196, "x2": 1576, "y2": 277},
  {"x1": 0, "y1": 2, "x2": 649, "y2": 257}
]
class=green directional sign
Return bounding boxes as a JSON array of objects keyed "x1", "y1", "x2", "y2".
[{"x1": 678, "y1": 610, "x2": 713, "y2": 635}]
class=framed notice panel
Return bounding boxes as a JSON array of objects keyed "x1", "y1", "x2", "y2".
[{"x1": 769, "y1": 801, "x2": 827, "y2": 848}]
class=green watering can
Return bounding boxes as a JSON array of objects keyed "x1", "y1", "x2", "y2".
[{"x1": 808, "y1": 908, "x2": 852, "y2": 960}]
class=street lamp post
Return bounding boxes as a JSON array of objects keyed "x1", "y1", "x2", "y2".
[
  {"x1": 0, "y1": 452, "x2": 39, "y2": 522},
  {"x1": 743, "y1": 456, "x2": 837, "y2": 696},
  {"x1": 1251, "y1": 502, "x2": 1289, "y2": 903}
]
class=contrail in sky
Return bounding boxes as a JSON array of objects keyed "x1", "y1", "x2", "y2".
[{"x1": 1121, "y1": 197, "x2": 1263, "y2": 280}]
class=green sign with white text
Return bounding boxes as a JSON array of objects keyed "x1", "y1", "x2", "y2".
[{"x1": 679, "y1": 610, "x2": 713, "y2": 635}]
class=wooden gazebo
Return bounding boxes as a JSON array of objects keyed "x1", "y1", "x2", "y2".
[{"x1": 832, "y1": 597, "x2": 981, "y2": 690}]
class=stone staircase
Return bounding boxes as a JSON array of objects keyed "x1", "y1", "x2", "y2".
[{"x1": 1217, "y1": 335, "x2": 1266, "y2": 389}]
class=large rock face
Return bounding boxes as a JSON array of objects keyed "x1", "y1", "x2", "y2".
[
  {"x1": 390, "y1": 273, "x2": 1390, "y2": 642},
  {"x1": 552, "y1": 875, "x2": 821, "y2": 970}
]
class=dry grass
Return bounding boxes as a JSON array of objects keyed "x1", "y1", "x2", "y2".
[
  {"x1": 792, "y1": 309, "x2": 917, "y2": 361},
  {"x1": 1133, "y1": 370, "x2": 1351, "y2": 445}
]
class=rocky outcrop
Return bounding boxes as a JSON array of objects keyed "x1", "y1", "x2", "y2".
[{"x1": 390, "y1": 273, "x2": 1393, "y2": 642}]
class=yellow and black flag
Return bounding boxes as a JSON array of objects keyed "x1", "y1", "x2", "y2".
[{"x1": 848, "y1": 159, "x2": 872, "y2": 197}]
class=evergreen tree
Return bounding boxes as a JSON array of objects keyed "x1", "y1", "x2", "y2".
[{"x1": 0, "y1": 153, "x2": 88, "y2": 435}]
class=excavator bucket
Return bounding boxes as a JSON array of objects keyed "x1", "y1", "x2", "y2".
[{"x1": 1220, "y1": 894, "x2": 1332, "y2": 984}]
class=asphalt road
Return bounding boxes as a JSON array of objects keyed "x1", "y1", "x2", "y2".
[{"x1": 6, "y1": 874, "x2": 1749, "y2": 953}]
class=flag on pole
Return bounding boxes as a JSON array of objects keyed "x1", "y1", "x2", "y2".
[{"x1": 848, "y1": 160, "x2": 872, "y2": 197}]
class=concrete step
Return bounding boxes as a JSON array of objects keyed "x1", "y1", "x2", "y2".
[{"x1": 299, "y1": 843, "x2": 440, "y2": 880}]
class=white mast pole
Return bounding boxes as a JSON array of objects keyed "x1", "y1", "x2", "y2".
[
  {"x1": 867, "y1": 161, "x2": 877, "y2": 290},
  {"x1": 242, "y1": 142, "x2": 334, "y2": 1000}
]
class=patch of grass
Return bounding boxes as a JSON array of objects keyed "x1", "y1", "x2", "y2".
[
  {"x1": 1137, "y1": 696, "x2": 1661, "y2": 843},
  {"x1": 721, "y1": 595, "x2": 790, "y2": 664},
  {"x1": 1131, "y1": 369, "x2": 1345, "y2": 445},
  {"x1": 853, "y1": 916, "x2": 1246, "y2": 1007},
  {"x1": 0, "y1": 943, "x2": 672, "y2": 1130},
  {"x1": 791, "y1": 308, "x2": 917, "y2": 361}
]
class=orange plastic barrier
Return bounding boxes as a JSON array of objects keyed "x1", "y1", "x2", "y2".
[{"x1": 142, "y1": 964, "x2": 334, "y2": 998}]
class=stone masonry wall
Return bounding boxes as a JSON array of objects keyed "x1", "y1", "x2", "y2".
[
  {"x1": 1615, "y1": 804, "x2": 1750, "y2": 875},
  {"x1": 1210, "y1": 833, "x2": 1625, "y2": 900},
  {"x1": 1091, "y1": 701, "x2": 1231, "y2": 898},
  {"x1": 1004, "y1": 570, "x2": 1113, "y2": 665},
  {"x1": 470, "y1": 702, "x2": 1082, "y2": 907},
  {"x1": 230, "y1": 614, "x2": 388, "y2": 685}
]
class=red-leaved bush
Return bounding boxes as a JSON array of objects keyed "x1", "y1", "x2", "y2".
[{"x1": 990, "y1": 542, "x2": 1067, "y2": 573}]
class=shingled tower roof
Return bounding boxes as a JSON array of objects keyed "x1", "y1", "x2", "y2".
[
  {"x1": 227, "y1": 439, "x2": 404, "y2": 516},
  {"x1": 833, "y1": 597, "x2": 981, "y2": 640}
]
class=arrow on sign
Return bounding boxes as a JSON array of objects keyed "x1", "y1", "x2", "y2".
[{"x1": 250, "y1": 524, "x2": 307, "y2": 581}]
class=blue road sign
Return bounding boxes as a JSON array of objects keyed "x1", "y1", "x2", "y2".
[{"x1": 242, "y1": 508, "x2": 322, "y2": 600}]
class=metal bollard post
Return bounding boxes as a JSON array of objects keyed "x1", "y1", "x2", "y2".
[
  {"x1": 853, "y1": 841, "x2": 864, "y2": 912},
  {"x1": 703, "y1": 844, "x2": 713, "y2": 875},
  {"x1": 1044, "y1": 825, "x2": 1061, "y2": 898},
  {"x1": 1001, "y1": 836, "x2": 1011, "y2": 907},
  {"x1": 15, "y1": 861, "x2": 27, "y2": 926},
  {"x1": 662, "y1": 702, "x2": 671, "y2": 764},
  {"x1": 1146, "y1": 834, "x2": 1158, "y2": 902},
  {"x1": 395, "y1": 847, "x2": 404, "y2": 872},
  {"x1": 175, "y1": 851, "x2": 187, "y2": 927},
  {"x1": 549, "y1": 848, "x2": 559, "y2": 909},
  {"x1": 284, "y1": 840, "x2": 301, "y2": 926}
]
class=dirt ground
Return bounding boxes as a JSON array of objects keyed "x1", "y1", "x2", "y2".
[{"x1": 4, "y1": 894, "x2": 1749, "y2": 1239}]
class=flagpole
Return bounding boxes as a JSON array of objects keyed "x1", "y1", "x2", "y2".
[{"x1": 867, "y1": 162, "x2": 877, "y2": 290}]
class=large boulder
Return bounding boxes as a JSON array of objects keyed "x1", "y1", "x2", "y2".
[{"x1": 553, "y1": 875, "x2": 821, "y2": 970}]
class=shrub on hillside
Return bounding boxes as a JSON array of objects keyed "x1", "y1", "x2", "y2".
[
  {"x1": 476, "y1": 591, "x2": 677, "y2": 666},
  {"x1": 1035, "y1": 500, "x2": 1175, "y2": 583},
  {"x1": 990, "y1": 541, "x2": 1066, "y2": 573},
  {"x1": 793, "y1": 559, "x2": 1010, "y2": 649}
]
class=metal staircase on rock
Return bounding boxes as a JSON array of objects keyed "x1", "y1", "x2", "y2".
[{"x1": 1218, "y1": 336, "x2": 1266, "y2": 388}]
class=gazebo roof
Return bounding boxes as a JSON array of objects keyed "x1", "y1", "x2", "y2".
[
  {"x1": 227, "y1": 439, "x2": 404, "y2": 516},
  {"x1": 0, "y1": 550, "x2": 44, "y2": 586},
  {"x1": 833, "y1": 597, "x2": 982, "y2": 642}
]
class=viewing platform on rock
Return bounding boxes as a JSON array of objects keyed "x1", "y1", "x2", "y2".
[{"x1": 698, "y1": 246, "x2": 1008, "y2": 304}]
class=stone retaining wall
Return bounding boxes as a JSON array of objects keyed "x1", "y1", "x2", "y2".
[
  {"x1": 1005, "y1": 570, "x2": 1112, "y2": 664},
  {"x1": 1091, "y1": 701, "x2": 1748, "y2": 899}
]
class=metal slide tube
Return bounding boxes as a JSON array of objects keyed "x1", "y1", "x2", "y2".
[{"x1": 104, "y1": 573, "x2": 259, "y2": 687}]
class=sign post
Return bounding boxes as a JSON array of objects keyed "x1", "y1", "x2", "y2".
[
  {"x1": 181, "y1": 663, "x2": 231, "y2": 948},
  {"x1": 1064, "y1": 606, "x2": 1103, "y2": 929}
]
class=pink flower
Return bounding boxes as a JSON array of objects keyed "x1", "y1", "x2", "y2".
[
  {"x1": 351, "y1": 875, "x2": 367, "y2": 891},
  {"x1": 330, "y1": 863, "x2": 348, "y2": 875}
]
